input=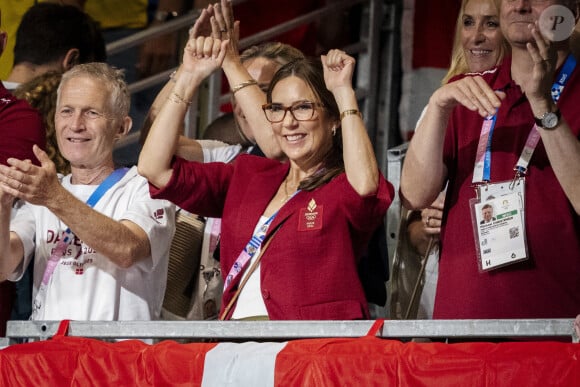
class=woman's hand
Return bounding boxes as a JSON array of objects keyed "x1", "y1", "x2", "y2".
[
  {"x1": 181, "y1": 35, "x2": 229, "y2": 80},
  {"x1": 190, "y1": 1, "x2": 239, "y2": 70},
  {"x1": 210, "y1": 0, "x2": 240, "y2": 68},
  {"x1": 420, "y1": 191, "x2": 446, "y2": 236},
  {"x1": 321, "y1": 49, "x2": 355, "y2": 93},
  {"x1": 430, "y1": 75, "x2": 505, "y2": 118}
]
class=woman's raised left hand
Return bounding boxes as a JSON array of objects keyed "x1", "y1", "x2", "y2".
[
  {"x1": 321, "y1": 49, "x2": 355, "y2": 93},
  {"x1": 182, "y1": 36, "x2": 228, "y2": 80}
]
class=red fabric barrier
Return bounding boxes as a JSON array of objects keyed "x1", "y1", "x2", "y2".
[
  {"x1": 0, "y1": 334, "x2": 217, "y2": 386},
  {"x1": 1, "y1": 321, "x2": 579, "y2": 386},
  {"x1": 277, "y1": 337, "x2": 580, "y2": 387}
]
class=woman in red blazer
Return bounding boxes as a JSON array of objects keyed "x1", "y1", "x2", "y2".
[{"x1": 139, "y1": 19, "x2": 393, "y2": 320}]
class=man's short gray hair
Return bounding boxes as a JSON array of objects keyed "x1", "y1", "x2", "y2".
[{"x1": 58, "y1": 62, "x2": 130, "y2": 120}]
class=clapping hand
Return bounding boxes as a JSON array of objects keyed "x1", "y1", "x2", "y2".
[{"x1": 0, "y1": 145, "x2": 61, "y2": 208}]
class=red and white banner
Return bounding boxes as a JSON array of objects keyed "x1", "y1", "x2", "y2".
[{"x1": 2, "y1": 331, "x2": 580, "y2": 386}]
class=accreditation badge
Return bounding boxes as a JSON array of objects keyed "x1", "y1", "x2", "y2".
[{"x1": 470, "y1": 178, "x2": 528, "y2": 271}]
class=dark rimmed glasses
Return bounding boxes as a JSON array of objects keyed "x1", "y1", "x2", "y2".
[{"x1": 262, "y1": 101, "x2": 324, "y2": 123}]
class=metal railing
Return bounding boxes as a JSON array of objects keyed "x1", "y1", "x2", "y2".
[{"x1": 3, "y1": 319, "x2": 578, "y2": 345}]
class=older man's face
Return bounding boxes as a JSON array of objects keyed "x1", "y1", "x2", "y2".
[
  {"x1": 500, "y1": 0, "x2": 561, "y2": 47},
  {"x1": 55, "y1": 76, "x2": 121, "y2": 170}
]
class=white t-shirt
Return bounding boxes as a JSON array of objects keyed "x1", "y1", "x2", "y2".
[
  {"x1": 198, "y1": 140, "x2": 245, "y2": 295},
  {"x1": 200, "y1": 140, "x2": 243, "y2": 163},
  {"x1": 193, "y1": 140, "x2": 257, "y2": 320},
  {"x1": 9, "y1": 166, "x2": 176, "y2": 321},
  {"x1": 231, "y1": 216, "x2": 269, "y2": 319}
]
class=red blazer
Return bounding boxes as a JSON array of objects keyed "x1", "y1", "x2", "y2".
[
  {"x1": 0, "y1": 83, "x2": 45, "y2": 166},
  {"x1": 151, "y1": 155, "x2": 393, "y2": 320}
]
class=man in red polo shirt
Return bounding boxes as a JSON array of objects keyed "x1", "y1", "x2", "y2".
[{"x1": 401, "y1": 0, "x2": 580, "y2": 319}]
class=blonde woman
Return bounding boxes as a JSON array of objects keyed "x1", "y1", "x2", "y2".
[{"x1": 397, "y1": 0, "x2": 508, "y2": 319}]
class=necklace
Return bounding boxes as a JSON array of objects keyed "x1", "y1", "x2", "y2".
[
  {"x1": 281, "y1": 177, "x2": 298, "y2": 204},
  {"x1": 281, "y1": 178, "x2": 291, "y2": 204}
]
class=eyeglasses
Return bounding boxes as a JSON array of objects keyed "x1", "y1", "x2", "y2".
[{"x1": 262, "y1": 101, "x2": 324, "y2": 123}]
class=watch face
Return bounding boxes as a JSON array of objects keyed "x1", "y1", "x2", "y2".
[{"x1": 543, "y1": 112, "x2": 558, "y2": 128}]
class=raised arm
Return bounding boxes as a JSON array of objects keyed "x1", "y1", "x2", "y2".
[
  {"x1": 400, "y1": 76, "x2": 503, "y2": 210},
  {"x1": 138, "y1": 28, "x2": 228, "y2": 189},
  {"x1": 138, "y1": 7, "x2": 213, "y2": 163},
  {"x1": 321, "y1": 49, "x2": 378, "y2": 196},
  {"x1": 210, "y1": 0, "x2": 282, "y2": 159},
  {"x1": 523, "y1": 26, "x2": 580, "y2": 214}
]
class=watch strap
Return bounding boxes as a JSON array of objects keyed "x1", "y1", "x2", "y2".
[{"x1": 534, "y1": 108, "x2": 561, "y2": 128}]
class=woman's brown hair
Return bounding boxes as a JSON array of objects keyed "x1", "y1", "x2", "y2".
[{"x1": 266, "y1": 58, "x2": 343, "y2": 191}]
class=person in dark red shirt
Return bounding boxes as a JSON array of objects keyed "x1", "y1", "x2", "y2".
[
  {"x1": 401, "y1": 0, "x2": 580, "y2": 319},
  {"x1": 0, "y1": 12, "x2": 45, "y2": 337}
]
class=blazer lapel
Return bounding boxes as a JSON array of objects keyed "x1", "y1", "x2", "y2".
[{"x1": 238, "y1": 162, "x2": 289, "y2": 239}]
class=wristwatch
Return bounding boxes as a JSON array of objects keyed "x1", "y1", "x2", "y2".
[
  {"x1": 153, "y1": 10, "x2": 179, "y2": 22},
  {"x1": 534, "y1": 109, "x2": 561, "y2": 129}
]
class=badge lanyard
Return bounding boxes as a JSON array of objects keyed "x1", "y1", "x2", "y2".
[
  {"x1": 39, "y1": 168, "x2": 129, "y2": 287},
  {"x1": 472, "y1": 54, "x2": 576, "y2": 185},
  {"x1": 223, "y1": 189, "x2": 300, "y2": 292}
]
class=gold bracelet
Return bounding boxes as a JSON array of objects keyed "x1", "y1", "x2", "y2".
[
  {"x1": 168, "y1": 91, "x2": 192, "y2": 106},
  {"x1": 340, "y1": 109, "x2": 362, "y2": 120},
  {"x1": 231, "y1": 79, "x2": 258, "y2": 95}
]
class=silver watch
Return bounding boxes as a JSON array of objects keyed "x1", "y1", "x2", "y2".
[{"x1": 534, "y1": 109, "x2": 561, "y2": 129}]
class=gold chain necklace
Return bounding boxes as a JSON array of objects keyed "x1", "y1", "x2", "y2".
[
  {"x1": 281, "y1": 178, "x2": 291, "y2": 204},
  {"x1": 281, "y1": 177, "x2": 299, "y2": 204}
]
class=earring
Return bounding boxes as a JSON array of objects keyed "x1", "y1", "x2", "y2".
[{"x1": 332, "y1": 126, "x2": 337, "y2": 136}]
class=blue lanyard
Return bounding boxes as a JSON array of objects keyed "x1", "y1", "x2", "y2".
[
  {"x1": 61, "y1": 167, "x2": 129, "y2": 243},
  {"x1": 551, "y1": 53, "x2": 576, "y2": 103},
  {"x1": 473, "y1": 54, "x2": 576, "y2": 184},
  {"x1": 41, "y1": 167, "x2": 130, "y2": 286},
  {"x1": 86, "y1": 167, "x2": 129, "y2": 207}
]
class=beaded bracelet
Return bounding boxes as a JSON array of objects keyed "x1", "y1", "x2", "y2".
[
  {"x1": 340, "y1": 109, "x2": 362, "y2": 120},
  {"x1": 231, "y1": 79, "x2": 258, "y2": 95}
]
